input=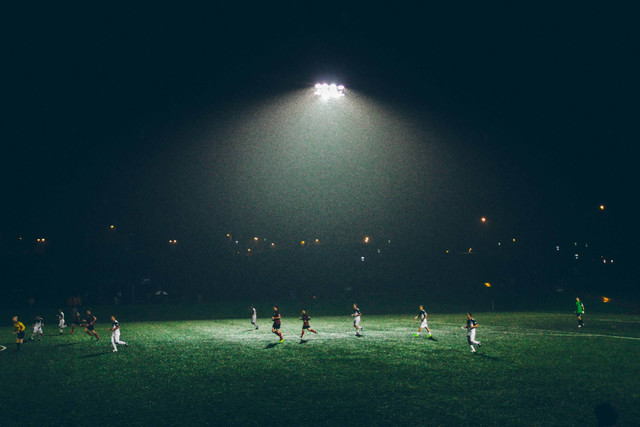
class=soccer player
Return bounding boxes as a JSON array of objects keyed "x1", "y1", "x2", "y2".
[
  {"x1": 109, "y1": 315, "x2": 128, "y2": 352},
  {"x1": 464, "y1": 312, "x2": 481, "y2": 353},
  {"x1": 352, "y1": 303, "x2": 364, "y2": 336},
  {"x1": 271, "y1": 306, "x2": 284, "y2": 343},
  {"x1": 250, "y1": 305, "x2": 258, "y2": 330},
  {"x1": 31, "y1": 315, "x2": 44, "y2": 341},
  {"x1": 575, "y1": 297, "x2": 585, "y2": 328},
  {"x1": 84, "y1": 310, "x2": 100, "y2": 341},
  {"x1": 70, "y1": 308, "x2": 81, "y2": 334},
  {"x1": 413, "y1": 305, "x2": 432, "y2": 338},
  {"x1": 57, "y1": 309, "x2": 66, "y2": 334},
  {"x1": 299, "y1": 309, "x2": 317, "y2": 339},
  {"x1": 12, "y1": 316, "x2": 26, "y2": 350}
]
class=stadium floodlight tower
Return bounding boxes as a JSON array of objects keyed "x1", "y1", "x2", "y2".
[{"x1": 314, "y1": 83, "x2": 345, "y2": 99}]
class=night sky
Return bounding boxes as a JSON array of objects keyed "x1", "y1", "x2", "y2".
[{"x1": 4, "y1": 4, "x2": 638, "y2": 252}]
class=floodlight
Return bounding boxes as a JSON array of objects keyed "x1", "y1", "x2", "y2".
[{"x1": 314, "y1": 82, "x2": 345, "y2": 99}]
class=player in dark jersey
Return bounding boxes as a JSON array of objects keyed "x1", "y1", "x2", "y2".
[
  {"x1": 12, "y1": 316, "x2": 26, "y2": 350},
  {"x1": 83, "y1": 310, "x2": 100, "y2": 341},
  {"x1": 271, "y1": 306, "x2": 284, "y2": 343},
  {"x1": 413, "y1": 305, "x2": 432, "y2": 338},
  {"x1": 70, "y1": 308, "x2": 81, "y2": 334},
  {"x1": 464, "y1": 313, "x2": 481, "y2": 353},
  {"x1": 299, "y1": 309, "x2": 317, "y2": 339}
]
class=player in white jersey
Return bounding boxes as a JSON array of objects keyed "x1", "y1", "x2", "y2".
[
  {"x1": 413, "y1": 305, "x2": 432, "y2": 338},
  {"x1": 31, "y1": 316, "x2": 44, "y2": 341},
  {"x1": 352, "y1": 303, "x2": 364, "y2": 336},
  {"x1": 109, "y1": 315, "x2": 128, "y2": 352},
  {"x1": 57, "y1": 309, "x2": 67, "y2": 334},
  {"x1": 250, "y1": 306, "x2": 258, "y2": 330},
  {"x1": 464, "y1": 313, "x2": 481, "y2": 353}
]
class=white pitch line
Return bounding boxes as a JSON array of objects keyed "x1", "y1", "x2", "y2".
[
  {"x1": 437, "y1": 323, "x2": 640, "y2": 341},
  {"x1": 536, "y1": 332, "x2": 640, "y2": 341},
  {"x1": 0, "y1": 345, "x2": 6, "y2": 352},
  {"x1": 486, "y1": 328, "x2": 640, "y2": 342}
]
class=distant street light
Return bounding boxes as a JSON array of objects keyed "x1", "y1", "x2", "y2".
[{"x1": 314, "y1": 83, "x2": 345, "y2": 99}]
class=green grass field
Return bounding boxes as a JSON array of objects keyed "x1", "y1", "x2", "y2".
[{"x1": 2, "y1": 312, "x2": 639, "y2": 426}]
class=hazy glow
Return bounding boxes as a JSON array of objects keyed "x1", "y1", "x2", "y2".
[
  {"x1": 602, "y1": 296, "x2": 611, "y2": 303},
  {"x1": 314, "y1": 83, "x2": 345, "y2": 99},
  {"x1": 484, "y1": 282, "x2": 492, "y2": 288}
]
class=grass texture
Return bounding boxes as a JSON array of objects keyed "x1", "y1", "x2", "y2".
[{"x1": 1, "y1": 312, "x2": 639, "y2": 426}]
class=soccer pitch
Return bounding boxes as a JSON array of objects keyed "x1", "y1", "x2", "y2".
[{"x1": 2, "y1": 312, "x2": 639, "y2": 426}]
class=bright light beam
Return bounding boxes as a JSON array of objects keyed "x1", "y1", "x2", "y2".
[{"x1": 314, "y1": 83, "x2": 345, "y2": 99}]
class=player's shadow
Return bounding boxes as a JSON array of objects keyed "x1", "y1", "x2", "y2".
[
  {"x1": 299, "y1": 339, "x2": 309, "y2": 344},
  {"x1": 56, "y1": 342, "x2": 80, "y2": 347},
  {"x1": 265, "y1": 343, "x2": 279, "y2": 349},
  {"x1": 80, "y1": 351, "x2": 112, "y2": 359},
  {"x1": 428, "y1": 336, "x2": 438, "y2": 342},
  {"x1": 475, "y1": 353, "x2": 499, "y2": 361}
]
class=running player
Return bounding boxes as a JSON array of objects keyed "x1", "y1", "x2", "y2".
[
  {"x1": 250, "y1": 305, "x2": 258, "y2": 330},
  {"x1": 109, "y1": 315, "x2": 128, "y2": 352},
  {"x1": 271, "y1": 306, "x2": 284, "y2": 343},
  {"x1": 352, "y1": 303, "x2": 364, "y2": 336},
  {"x1": 413, "y1": 305, "x2": 432, "y2": 338},
  {"x1": 57, "y1": 309, "x2": 66, "y2": 334},
  {"x1": 299, "y1": 309, "x2": 317, "y2": 339},
  {"x1": 84, "y1": 310, "x2": 100, "y2": 341},
  {"x1": 70, "y1": 308, "x2": 81, "y2": 334},
  {"x1": 30, "y1": 315, "x2": 44, "y2": 341},
  {"x1": 575, "y1": 297, "x2": 585, "y2": 328},
  {"x1": 12, "y1": 316, "x2": 26, "y2": 350},
  {"x1": 464, "y1": 313, "x2": 481, "y2": 353}
]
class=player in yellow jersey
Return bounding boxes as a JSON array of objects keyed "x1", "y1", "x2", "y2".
[{"x1": 12, "y1": 316, "x2": 26, "y2": 351}]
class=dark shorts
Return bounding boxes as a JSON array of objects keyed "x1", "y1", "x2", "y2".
[
  {"x1": 302, "y1": 324, "x2": 310, "y2": 330},
  {"x1": 73, "y1": 319, "x2": 81, "y2": 325},
  {"x1": 272, "y1": 323, "x2": 281, "y2": 330},
  {"x1": 17, "y1": 331, "x2": 25, "y2": 339},
  {"x1": 86, "y1": 324, "x2": 95, "y2": 331},
  {"x1": 576, "y1": 313, "x2": 583, "y2": 317}
]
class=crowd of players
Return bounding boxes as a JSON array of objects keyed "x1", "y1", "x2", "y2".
[
  {"x1": 10, "y1": 308, "x2": 127, "y2": 352},
  {"x1": 9, "y1": 297, "x2": 586, "y2": 353}
]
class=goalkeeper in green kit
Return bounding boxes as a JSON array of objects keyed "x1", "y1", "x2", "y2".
[{"x1": 575, "y1": 297, "x2": 585, "y2": 328}]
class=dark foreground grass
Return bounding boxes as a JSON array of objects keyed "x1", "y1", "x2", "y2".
[{"x1": 1, "y1": 312, "x2": 639, "y2": 426}]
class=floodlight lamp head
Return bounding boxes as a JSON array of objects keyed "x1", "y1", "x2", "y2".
[{"x1": 314, "y1": 82, "x2": 345, "y2": 99}]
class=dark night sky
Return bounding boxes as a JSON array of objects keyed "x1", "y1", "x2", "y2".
[{"x1": 4, "y1": 3, "x2": 638, "y2": 250}]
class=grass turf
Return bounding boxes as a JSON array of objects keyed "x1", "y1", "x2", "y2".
[{"x1": 1, "y1": 312, "x2": 639, "y2": 426}]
